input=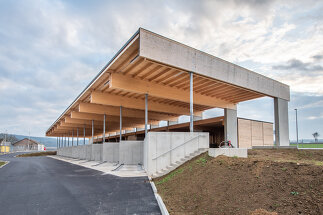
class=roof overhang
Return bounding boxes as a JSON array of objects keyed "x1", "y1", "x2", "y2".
[{"x1": 46, "y1": 28, "x2": 290, "y2": 137}]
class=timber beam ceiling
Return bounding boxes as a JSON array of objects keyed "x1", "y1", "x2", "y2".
[{"x1": 46, "y1": 28, "x2": 289, "y2": 137}]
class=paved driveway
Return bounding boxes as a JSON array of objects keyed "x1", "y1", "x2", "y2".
[{"x1": 0, "y1": 153, "x2": 161, "y2": 215}]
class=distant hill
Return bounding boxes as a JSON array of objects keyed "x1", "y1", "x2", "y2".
[{"x1": 7, "y1": 134, "x2": 88, "y2": 148}]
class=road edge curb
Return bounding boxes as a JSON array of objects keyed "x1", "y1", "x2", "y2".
[{"x1": 148, "y1": 176, "x2": 169, "y2": 215}]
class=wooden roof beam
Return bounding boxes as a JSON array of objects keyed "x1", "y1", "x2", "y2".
[
  {"x1": 78, "y1": 102, "x2": 177, "y2": 121},
  {"x1": 90, "y1": 91, "x2": 196, "y2": 115},
  {"x1": 109, "y1": 73, "x2": 236, "y2": 109}
]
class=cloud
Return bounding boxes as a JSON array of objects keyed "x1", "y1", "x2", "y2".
[
  {"x1": 0, "y1": 0, "x2": 322, "y2": 138},
  {"x1": 312, "y1": 54, "x2": 323, "y2": 61},
  {"x1": 272, "y1": 59, "x2": 323, "y2": 72}
]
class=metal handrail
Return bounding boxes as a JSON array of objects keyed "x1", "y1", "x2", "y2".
[{"x1": 152, "y1": 134, "x2": 206, "y2": 160}]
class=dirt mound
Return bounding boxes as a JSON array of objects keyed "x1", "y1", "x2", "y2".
[
  {"x1": 250, "y1": 209, "x2": 277, "y2": 215},
  {"x1": 154, "y1": 150, "x2": 323, "y2": 215}
]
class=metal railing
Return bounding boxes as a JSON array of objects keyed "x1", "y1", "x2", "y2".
[{"x1": 152, "y1": 134, "x2": 206, "y2": 160}]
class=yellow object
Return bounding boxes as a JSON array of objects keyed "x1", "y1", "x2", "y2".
[{"x1": 0, "y1": 146, "x2": 10, "y2": 153}]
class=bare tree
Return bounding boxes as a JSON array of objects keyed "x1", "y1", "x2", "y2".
[
  {"x1": 312, "y1": 132, "x2": 319, "y2": 142},
  {"x1": 0, "y1": 133, "x2": 18, "y2": 143}
]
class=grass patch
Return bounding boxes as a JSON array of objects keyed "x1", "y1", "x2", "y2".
[
  {"x1": 290, "y1": 143, "x2": 323, "y2": 148},
  {"x1": 0, "y1": 161, "x2": 6, "y2": 167},
  {"x1": 195, "y1": 157, "x2": 207, "y2": 166},
  {"x1": 156, "y1": 168, "x2": 184, "y2": 185},
  {"x1": 17, "y1": 151, "x2": 56, "y2": 157}
]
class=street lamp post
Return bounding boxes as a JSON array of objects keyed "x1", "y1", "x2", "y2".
[{"x1": 295, "y1": 108, "x2": 299, "y2": 148}]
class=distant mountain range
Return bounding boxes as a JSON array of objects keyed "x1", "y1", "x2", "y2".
[
  {"x1": 8, "y1": 134, "x2": 89, "y2": 148},
  {"x1": 4, "y1": 133, "x2": 322, "y2": 148}
]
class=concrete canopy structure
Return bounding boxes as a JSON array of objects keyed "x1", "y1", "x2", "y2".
[{"x1": 46, "y1": 28, "x2": 290, "y2": 146}]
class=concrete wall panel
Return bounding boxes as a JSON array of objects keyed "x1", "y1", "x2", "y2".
[
  {"x1": 102, "y1": 143, "x2": 119, "y2": 163},
  {"x1": 251, "y1": 121, "x2": 264, "y2": 146},
  {"x1": 144, "y1": 132, "x2": 209, "y2": 176},
  {"x1": 263, "y1": 123, "x2": 274, "y2": 146},
  {"x1": 91, "y1": 144, "x2": 103, "y2": 161},
  {"x1": 238, "y1": 119, "x2": 252, "y2": 148},
  {"x1": 119, "y1": 141, "x2": 143, "y2": 165}
]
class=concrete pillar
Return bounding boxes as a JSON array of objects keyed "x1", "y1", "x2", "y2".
[
  {"x1": 190, "y1": 72, "x2": 194, "y2": 132},
  {"x1": 224, "y1": 108, "x2": 238, "y2": 148},
  {"x1": 274, "y1": 98, "x2": 290, "y2": 146}
]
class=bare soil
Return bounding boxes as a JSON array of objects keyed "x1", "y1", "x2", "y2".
[
  {"x1": 17, "y1": 151, "x2": 57, "y2": 157},
  {"x1": 154, "y1": 149, "x2": 323, "y2": 215}
]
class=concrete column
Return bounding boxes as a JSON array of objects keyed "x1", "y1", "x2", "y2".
[
  {"x1": 274, "y1": 98, "x2": 290, "y2": 146},
  {"x1": 92, "y1": 120, "x2": 94, "y2": 144},
  {"x1": 190, "y1": 72, "x2": 194, "y2": 132},
  {"x1": 120, "y1": 106, "x2": 122, "y2": 141},
  {"x1": 224, "y1": 108, "x2": 238, "y2": 148},
  {"x1": 145, "y1": 94, "x2": 148, "y2": 137},
  {"x1": 103, "y1": 114, "x2": 106, "y2": 143}
]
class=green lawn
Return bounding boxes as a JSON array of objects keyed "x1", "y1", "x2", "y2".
[
  {"x1": 290, "y1": 143, "x2": 323, "y2": 148},
  {"x1": 0, "y1": 161, "x2": 6, "y2": 167}
]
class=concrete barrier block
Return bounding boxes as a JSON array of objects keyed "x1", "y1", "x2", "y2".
[{"x1": 208, "y1": 148, "x2": 248, "y2": 158}]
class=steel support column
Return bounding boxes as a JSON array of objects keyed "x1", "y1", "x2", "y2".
[
  {"x1": 83, "y1": 124, "x2": 85, "y2": 145},
  {"x1": 190, "y1": 72, "x2": 194, "y2": 132},
  {"x1": 72, "y1": 130, "x2": 74, "y2": 146},
  {"x1": 77, "y1": 128, "x2": 79, "y2": 146},
  {"x1": 103, "y1": 114, "x2": 106, "y2": 143},
  {"x1": 120, "y1": 106, "x2": 122, "y2": 141},
  {"x1": 145, "y1": 94, "x2": 148, "y2": 137},
  {"x1": 92, "y1": 120, "x2": 94, "y2": 144}
]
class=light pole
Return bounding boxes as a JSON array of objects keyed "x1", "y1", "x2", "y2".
[{"x1": 295, "y1": 108, "x2": 299, "y2": 148}]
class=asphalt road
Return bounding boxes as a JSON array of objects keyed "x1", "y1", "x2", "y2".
[{"x1": 0, "y1": 153, "x2": 161, "y2": 215}]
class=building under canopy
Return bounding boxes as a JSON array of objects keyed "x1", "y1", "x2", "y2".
[{"x1": 46, "y1": 28, "x2": 290, "y2": 148}]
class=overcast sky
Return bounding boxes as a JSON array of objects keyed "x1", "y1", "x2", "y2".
[{"x1": 0, "y1": 0, "x2": 322, "y2": 140}]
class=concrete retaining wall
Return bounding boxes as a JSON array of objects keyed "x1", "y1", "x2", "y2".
[
  {"x1": 208, "y1": 148, "x2": 248, "y2": 158},
  {"x1": 102, "y1": 143, "x2": 119, "y2": 163},
  {"x1": 91, "y1": 144, "x2": 103, "y2": 161},
  {"x1": 57, "y1": 141, "x2": 142, "y2": 164},
  {"x1": 119, "y1": 141, "x2": 143, "y2": 165},
  {"x1": 144, "y1": 132, "x2": 209, "y2": 176}
]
